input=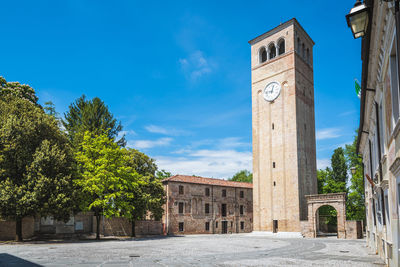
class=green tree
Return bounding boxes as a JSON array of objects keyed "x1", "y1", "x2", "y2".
[
  {"x1": 317, "y1": 168, "x2": 331, "y2": 194},
  {"x1": 127, "y1": 148, "x2": 157, "y2": 177},
  {"x1": 124, "y1": 149, "x2": 165, "y2": 236},
  {"x1": 0, "y1": 95, "x2": 76, "y2": 241},
  {"x1": 63, "y1": 95, "x2": 125, "y2": 147},
  {"x1": 74, "y1": 131, "x2": 140, "y2": 239},
  {"x1": 156, "y1": 170, "x2": 172, "y2": 180},
  {"x1": 0, "y1": 76, "x2": 39, "y2": 105},
  {"x1": 44, "y1": 101, "x2": 59, "y2": 118},
  {"x1": 345, "y1": 134, "x2": 365, "y2": 221},
  {"x1": 326, "y1": 147, "x2": 347, "y2": 193},
  {"x1": 229, "y1": 170, "x2": 253, "y2": 183}
]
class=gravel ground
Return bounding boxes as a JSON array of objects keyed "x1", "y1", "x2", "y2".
[{"x1": 0, "y1": 234, "x2": 385, "y2": 266}]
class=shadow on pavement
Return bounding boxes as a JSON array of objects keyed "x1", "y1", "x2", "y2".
[
  {"x1": 2, "y1": 235, "x2": 184, "y2": 245},
  {"x1": 0, "y1": 253, "x2": 42, "y2": 267}
]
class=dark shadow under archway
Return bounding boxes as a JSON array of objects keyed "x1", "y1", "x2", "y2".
[{"x1": 316, "y1": 205, "x2": 337, "y2": 237}]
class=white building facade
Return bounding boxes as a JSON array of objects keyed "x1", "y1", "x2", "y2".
[{"x1": 356, "y1": 1, "x2": 400, "y2": 266}]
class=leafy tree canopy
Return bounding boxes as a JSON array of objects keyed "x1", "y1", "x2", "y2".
[
  {"x1": 0, "y1": 76, "x2": 39, "y2": 105},
  {"x1": 74, "y1": 131, "x2": 140, "y2": 239},
  {"x1": 63, "y1": 95, "x2": 125, "y2": 147},
  {"x1": 229, "y1": 170, "x2": 253, "y2": 183},
  {"x1": 0, "y1": 95, "x2": 76, "y2": 241},
  {"x1": 156, "y1": 169, "x2": 172, "y2": 180},
  {"x1": 344, "y1": 133, "x2": 365, "y2": 221}
]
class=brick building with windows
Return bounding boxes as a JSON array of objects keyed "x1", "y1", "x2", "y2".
[{"x1": 162, "y1": 175, "x2": 253, "y2": 235}]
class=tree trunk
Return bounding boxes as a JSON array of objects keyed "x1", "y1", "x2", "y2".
[
  {"x1": 131, "y1": 220, "x2": 136, "y2": 237},
  {"x1": 15, "y1": 217, "x2": 23, "y2": 242},
  {"x1": 96, "y1": 213, "x2": 100, "y2": 240}
]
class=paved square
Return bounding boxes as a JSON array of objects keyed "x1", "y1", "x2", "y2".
[{"x1": 0, "y1": 234, "x2": 384, "y2": 266}]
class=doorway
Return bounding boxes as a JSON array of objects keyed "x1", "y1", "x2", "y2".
[
  {"x1": 222, "y1": 221, "x2": 228, "y2": 234},
  {"x1": 316, "y1": 205, "x2": 337, "y2": 237}
]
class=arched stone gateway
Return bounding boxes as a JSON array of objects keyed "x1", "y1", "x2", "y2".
[{"x1": 303, "y1": 193, "x2": 347, "y2": 239}]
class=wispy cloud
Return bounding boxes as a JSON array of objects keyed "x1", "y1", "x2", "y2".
[
  {"x1": 128, "y1": 137, "x2": 172, "y2": 149},
  {"x1": 145, "y1": 125, "x2": 190, "y2": 136},
  {"x1": 339, "y1": 110, "x2": 356, "y2": 117},
  {"x1": 316, "y1": 128, "x2": 341, "y2": 140},
  {"x1": 179, "y1": 50, "x2": 216, "y2": 80},
  {"x1": 155, "y1": 149, "x2": 252, "y2": 179},
  {"x1": 317, "y1": 158, "x2": 331, "y2": 170}
]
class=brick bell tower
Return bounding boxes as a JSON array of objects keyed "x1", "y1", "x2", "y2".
[{"x1": 249, "y1": 18, "x2": 317, "y2": 233}]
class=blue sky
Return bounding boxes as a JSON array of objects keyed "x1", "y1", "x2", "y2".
[{"x1": 1, "y1": 0, "x2": 361, "y2": 178}]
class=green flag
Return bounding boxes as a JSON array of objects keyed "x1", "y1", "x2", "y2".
[{"x1": 355, "y1": 79, "x2": 361, "y2": 98}]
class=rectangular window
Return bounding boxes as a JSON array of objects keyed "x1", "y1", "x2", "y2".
[
  {"x1": 221, "y1": 204, "x2": 227, "y2": 217},
  {"x1": 179, "y1": 222, "x2": 184, "y2": 232},
  {"x1": 273, "y1": 162, "x2": 276, "y2": 168},
  {"x1": 179, "y1": 185, "x2": 184, "y2": 195},
  {"x1": 205, "y1": 187, "x2": 210, "y2": 196},
  {"x1": 222, "y1": 189, "x2": 226, "y2": 197},
  {"x1": 205, "y1": 222, "x2": 210, "y2": 231},
  {"x1": 390, "y1": 42, "x2": 400, "y2": 126},
  {"x1": 240, "y1": 205, "x2": 244, "y2": 215},
  {"x1": 240, "y1": 221, "x2": 244, "y2": 230},
  {"x1": 205, "y1": 203, "x2": 210, "y2": 214},
  {"x1": 216, "y1": 221, "x2": 218, "y2": 228},
  {"x1": 179, "y1": 202, "x2": 184, "y2": 214},
  {"x1": 379, "y1": 101, "x2": 385, "y2": 154},
  {"x1": 398, "y1": 182, "x2": 400, "y2": 216},
  {"x1": 240, "y1": 190, "x2": 244, "y2": 198},
  {"x1": 372, "y1": 198, "x2": 377, "y2": 226}
]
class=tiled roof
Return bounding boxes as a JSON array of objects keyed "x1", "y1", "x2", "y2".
[{"x1": 162, "y1": 175, "x2": 252, "y2": 189}]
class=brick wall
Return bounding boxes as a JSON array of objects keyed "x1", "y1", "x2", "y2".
[
  {"x1": 0, "y1": 217, "x2": 35, "y2": 240},
  {"x1": 164, "y1": 182, "x2": 253, "y2": 235},
  {"x1": 93, "y1": 217, "x2": 162, "y2": 237}
]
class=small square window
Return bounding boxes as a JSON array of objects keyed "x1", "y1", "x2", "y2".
[
  {"x1": 240, "y1": 221, "x2": 244, "y2": 230},
  {"x1": 179, "y1": 222, "x2": 184, "y2": 232},
  {"x1": 222, "y1": 189, "x2": 226, "y2": 197},
  {"x1": 179, "y1": 202, "x2": 184, "y2": 214},
  {"x1": 205, "y1": 187, "x2": 210, "y2": 196},
  {"x1": 240, "y1": 205, "x2": 244, "y2": 215},
  {"x1": 240, "y1": 191, "x2": 244, "y2": 198},
  {"x1": 179, "y1": 185, "x2": 184, "y2": 194},
  {"x1": 205, "y1": 222, "x2": 210, "y2": 231},
  {"x1": 205, "y1": 203, "x2": 210, "y2": 214}
]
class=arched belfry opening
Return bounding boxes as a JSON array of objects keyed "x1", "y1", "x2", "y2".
[
  {"x1": 259, "y1": 47, "x2": 267, "y2": 63},
  {"x1": 278, "y1": 39, "x2": 285, "y2": 55},
  {"x1": 268, "y1": 43, "x2": 276, "y2": 59},
  {"x1": 316, "y1": 205, "x2": 337, "y2": 237}
]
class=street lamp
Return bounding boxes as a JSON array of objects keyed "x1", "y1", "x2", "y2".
[
  {"x1": 346, "y1": 0, "x2": 370, "y2": 39},
  {"x1": 350, "y1": 167, "x2": 357, "y2": 175}
]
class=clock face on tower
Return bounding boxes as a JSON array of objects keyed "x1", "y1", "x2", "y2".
[{"x1": 263, "y1": 81, "x2": 281, "y2": 102}]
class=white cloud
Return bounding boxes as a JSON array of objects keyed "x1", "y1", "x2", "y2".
[
  {"x1": 128, "y1": 137, "x2": 172, "y2": 149},
  {"x1": 155, "y1": 149, "x2": 252, "y2": 179},
  {"x1": 179, "y1": 50, "x2": 216, "y2": 80},
  {"x1": 144, "y1": 125, "x2": 190, "y2": 136},
  {"x1": 145, "y1": 125, "x2": 169, "y2": 135},
  {"x1": 317, "y1": 158, "x2": 331, "y2": 170},
  {"x1": 316, "y1": 128, "x2": 341, "y2": 140}
]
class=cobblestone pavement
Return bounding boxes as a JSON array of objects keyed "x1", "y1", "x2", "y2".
[{"x1": 0, "y1": 234, "x2": 385, "y2": 266}]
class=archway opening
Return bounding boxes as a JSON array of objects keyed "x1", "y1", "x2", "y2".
[{"x1": 316, "y1": 205, "x2": 337, "y2": 237}]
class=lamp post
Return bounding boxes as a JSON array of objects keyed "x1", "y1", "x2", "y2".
[
  {"x1": 350, "y1": 167, "x2": 356, "y2": 176},
  {"x1": 346, "y1": 0, "x2": 369, "y2": 39},
  {"x1": 347, "y1": 0, "x2": 400, "y2": 101}
]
